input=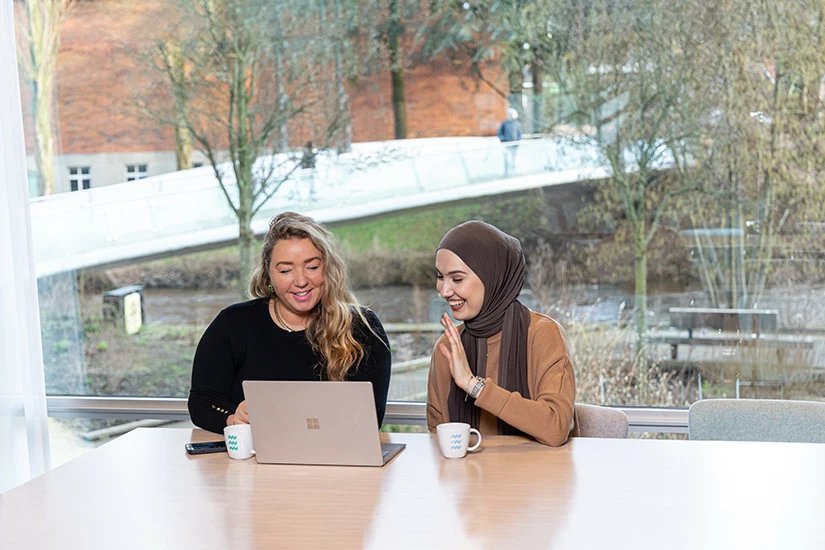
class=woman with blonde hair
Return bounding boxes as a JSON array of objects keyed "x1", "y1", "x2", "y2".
[{"x1": 189, "y1": 212, "x2": 391, "y2": 434}]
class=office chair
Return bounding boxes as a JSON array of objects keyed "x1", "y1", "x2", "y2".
[
  {"x1": 688, "y1": 398, "x2": 825, "y2": 443},
  {"x1": 572, "y1": 403, "x2": 629, "y2": 438}
]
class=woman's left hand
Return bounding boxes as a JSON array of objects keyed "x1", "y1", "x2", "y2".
[{"x1": 438, "y1": 312, "x2": 475, "y2": 393}]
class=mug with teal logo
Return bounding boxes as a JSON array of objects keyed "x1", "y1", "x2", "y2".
[{"x1": 223, "y1": 424, "x2": 255, "y2": 459}]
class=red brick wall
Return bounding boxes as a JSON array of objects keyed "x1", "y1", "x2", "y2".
[
  {"x1": 17, "y1": 0, "x2": 507, "y2": 155},
  {"x1": 350, "y1": 57, "x2": 505, "y2": 141}
]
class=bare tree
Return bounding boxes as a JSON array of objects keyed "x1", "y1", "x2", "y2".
[
  {"x1": 527, "y1": 1, "x2": 703, "y2": 389},
  {"x1": 139, "y1": 0, "x2": 348, "y2": 298},
  {"x1": 18, "y1": 0, "x2": 74, "y2": 196},
  {"x1": 680, "y1": 0, "x2": 825, "y2": 309}
]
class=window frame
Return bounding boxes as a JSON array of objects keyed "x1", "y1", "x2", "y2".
[
  {"x1": 125, "y1": 163, "x2": 149, "y2": 182},
  {"x1": 68, "y1": 166, "x2": 91, "y2": 191}
]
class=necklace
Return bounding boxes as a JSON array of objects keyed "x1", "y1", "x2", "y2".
[{"x1": 272, "y1": 300, "x2": 296, "y2": 332}]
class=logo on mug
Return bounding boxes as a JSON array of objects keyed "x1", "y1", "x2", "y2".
[
  {"x1": 227, "y1": 434, "x2": 239, "y2": 451},
  {"x1": 306, "y1": 418, "x2": 320, "y2": 430},
  {"x1": 450, "y1": 433, "x2": 463, "y2": 450}
]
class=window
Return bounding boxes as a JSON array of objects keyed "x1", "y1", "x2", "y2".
[
  {"x1": 126, "y1": 164, "x2": 148, "y2": 181},
  {"x1": 13, "y1": 0, "x2": 825, "y2": 460},
  {"x1": 68, "y1": 166, "x2": 91, "y2": 191}
]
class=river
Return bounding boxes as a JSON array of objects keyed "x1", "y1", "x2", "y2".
[{"x1": 109, "y1": 282, "x2": 825, "y2": 330}]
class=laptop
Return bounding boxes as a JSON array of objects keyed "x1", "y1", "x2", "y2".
[{"x1": 242, "y1": 380, "x2": 406, "y2": 467}]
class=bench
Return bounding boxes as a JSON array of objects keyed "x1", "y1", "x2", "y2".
[{"x1": 659, "y1": 307, "x2": 780, "y2": 359}]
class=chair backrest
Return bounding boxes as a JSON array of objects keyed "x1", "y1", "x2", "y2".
[
  {"x1": 572, "y1": 404, "x2": 629, "y2": 438},
  {"x1": 688, "y1": 399, "x2": 825, "y2": 443}
]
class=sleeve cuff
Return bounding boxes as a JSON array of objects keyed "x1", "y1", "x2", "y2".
[{"x1": 473, "y1": 378, "x2": 510, "y2": 416}]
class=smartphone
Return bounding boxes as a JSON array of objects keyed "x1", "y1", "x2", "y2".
[{"x1": 185, "y1": 441, "x2": 227, "y2": 455}]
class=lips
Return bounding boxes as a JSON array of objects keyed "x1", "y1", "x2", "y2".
[
  {"x1": 448, "y1": 299, "x2": 465, "y2": 311},
  {"x1": 291, "y1": 289, "x2": 313, "y2": 302}
]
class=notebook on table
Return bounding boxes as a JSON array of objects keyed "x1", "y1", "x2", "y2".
[{"x1": 242, "y1": 380, "x2": 405, "y2": 467}]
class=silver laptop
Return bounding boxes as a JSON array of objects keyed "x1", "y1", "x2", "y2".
[{"x1": 242, "y1": 380, "x2": 405, "y2": 467}]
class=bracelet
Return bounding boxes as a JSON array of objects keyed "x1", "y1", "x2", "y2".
[
  {"x1": 464, "y1": 375, "x2": 479, "y2": 402},
  {"x1": 465, "y1": 375, "x2": 477, "y2": 395},
  {"x1": 469, "y1": 377, "x2": 486, "y2": 399}
]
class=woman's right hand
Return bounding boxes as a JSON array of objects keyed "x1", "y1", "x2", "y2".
[
  {"x1": 226, "y1": 400, "x2": 249, "y2": 426},
  {"x1": 438, "y1": 313, "x2": 475, "y2": 394}
]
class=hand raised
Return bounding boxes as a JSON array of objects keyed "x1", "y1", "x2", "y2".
[{"x1": 438, "y1": 312, "x2": 475, "y2": 393}]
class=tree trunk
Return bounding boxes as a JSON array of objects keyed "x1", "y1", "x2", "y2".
[
  {"x1": 234, "y1": 52, "x2": 255, "y2": 300},
  {"x1": 27, "y1": 0, "x2": 63, "y2": 196},
  {"x1": 531, "y1": 61, "x2": 543, "y2": 134},
  {"x1": 33, "y1": 82, "x2": 56, "y2": 195},
  {"x1": 174, "y1": 122, "x2": 192, "y2": 170},
  {"x1": 332, "y1": 0, "x2": 351, "y2": 152},
  {"x1": 276, "y1": 50, "x2": 288, "y2": 152},
  {"x1": 167, "y1": 40, "x2": 192, "y2": 170},
  {"x1": 388, "y1": 0, "x2": 406, "y2": 139},
  {"x1": 633, "y1": 219, "x2": 649, "y2": 399},
  {"x1": 238, "y1": 205, "x2": 255, "y2": 301}
]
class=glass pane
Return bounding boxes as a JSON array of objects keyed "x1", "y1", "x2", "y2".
[{"x1": 12, "y1": 0, "x2": 824, "y2": 418}]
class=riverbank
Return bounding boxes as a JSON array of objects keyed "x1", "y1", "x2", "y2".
[{"x1": 78, "y1": 194, "x2": 698, "y2": 294}]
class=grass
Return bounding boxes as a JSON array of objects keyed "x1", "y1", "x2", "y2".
[
  {"x1": 331, "y1": 204, "x2": 479, "y2": 252},
  {"x1": 83, "y1": 321, "x2": 202, "y2": 397}
]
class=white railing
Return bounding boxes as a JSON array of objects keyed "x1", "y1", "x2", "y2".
[{"x1": 30, "y1": 136, "x2": 607, "y2": 277}]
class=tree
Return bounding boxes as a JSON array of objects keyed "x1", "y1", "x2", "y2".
[
  {"x1": 421, "y1": 0, "x2": 562, "y2": 131},
  {"x1": 523, "y1": 1, "x2": 703, "y2": 388},
  {"x1": 677, "y1": 0, "x2": 825, "y2": 310},
  {"x1": 18, "y1": 0, "x2": 74, "y2": 196},
  {"x1": 539, "y1": 0, "x2": 825, "y2": 382},
  {"x1": 160, "y1": 39, "x2": 194, "y2": 171},
  {"x1": 140, "y1": 0, "x2": 348, "y2": 298}
]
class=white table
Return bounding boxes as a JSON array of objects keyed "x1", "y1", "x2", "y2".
[{"x1": 1, "y1": 428, "x2": 824, "y2": 549}]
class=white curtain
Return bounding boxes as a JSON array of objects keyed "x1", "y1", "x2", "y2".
[{"x1": 0, "y1": 0, "x2": 51, "y2": 493}]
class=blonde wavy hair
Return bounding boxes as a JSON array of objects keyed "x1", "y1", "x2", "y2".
[{"x1": 249, "y1": 212, "x2": 373, "y2": 381}]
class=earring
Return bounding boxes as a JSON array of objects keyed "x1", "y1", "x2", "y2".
[{"x1": 267, "y1": 284, "x2": 275, "y2": 293}]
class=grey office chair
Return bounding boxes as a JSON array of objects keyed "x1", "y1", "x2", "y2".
[
  {"x1": 688, "y1": 398, "x2": 825, "y2": 443},
  {"x1": 572, "y1": 403, "x2": 629, "y2": 438}
]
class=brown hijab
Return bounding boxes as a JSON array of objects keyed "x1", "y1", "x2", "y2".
[{"x1": 438, "y1": 221, "x2": 531, "y2": 435}]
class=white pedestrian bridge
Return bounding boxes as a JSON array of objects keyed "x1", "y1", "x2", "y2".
[{"x1": 31, "y1": 136, "x2": 610, "y2": 277}]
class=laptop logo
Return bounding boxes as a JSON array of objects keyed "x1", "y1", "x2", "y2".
[{"x1": 306, "y1": 418, "x2": 320, "y2": 430}]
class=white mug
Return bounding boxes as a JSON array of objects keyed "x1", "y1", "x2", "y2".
[
  {"x1": 437, "y1": 422, "x2": 482, "y2": 459},
  {"x1": 223, "y1": 424, "x2": 255, "y2": 460}
]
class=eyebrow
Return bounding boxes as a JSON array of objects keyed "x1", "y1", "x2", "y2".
[
  {"x1": 275, "y1": 256, "x2": 322, "y2": 267},
  {"x1": 436, "y1": 268, "x2": 468, "y2": 276}
]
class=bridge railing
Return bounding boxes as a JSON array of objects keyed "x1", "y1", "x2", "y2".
[{"x1": 31, "y1": 136, "x2": 606, "y2": 277}]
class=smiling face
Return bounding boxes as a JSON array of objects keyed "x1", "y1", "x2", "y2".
[
  {"x1": 268, "y1": 237, "x2": 325, "y2": 322},
  {"x1": 435, "y1": 249, "x2": 485, "y2": 321}
]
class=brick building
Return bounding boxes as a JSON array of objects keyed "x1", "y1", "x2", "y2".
[{"x1": 16, "y1": 0, "x2": 507, "y2": 195}]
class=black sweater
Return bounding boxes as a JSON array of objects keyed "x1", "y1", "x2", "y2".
[{"x1": 188, "y1": 298, "x2": 392, "y2": 434}]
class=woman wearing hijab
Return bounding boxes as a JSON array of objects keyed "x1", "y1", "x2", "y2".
[{"x1": 426, "y1": 221, "x2": 576, "y2": 446}]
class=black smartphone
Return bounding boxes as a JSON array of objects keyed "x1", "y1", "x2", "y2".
[{"x1": 185, "y1": 441, "x2": 227, "y2": 455}]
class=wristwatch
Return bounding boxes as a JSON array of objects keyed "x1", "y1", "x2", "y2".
[{"x1": 468, "y1": 376, "x2": 485, "y2": 399}]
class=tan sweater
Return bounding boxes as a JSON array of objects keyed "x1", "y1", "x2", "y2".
[{"x1": 427, "y1": 310, "x2": 576, "y2": 446}]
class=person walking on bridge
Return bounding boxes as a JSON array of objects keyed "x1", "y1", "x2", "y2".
[{"x1": 497, "y1": 108, "x2": 522, "y2": 176}]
